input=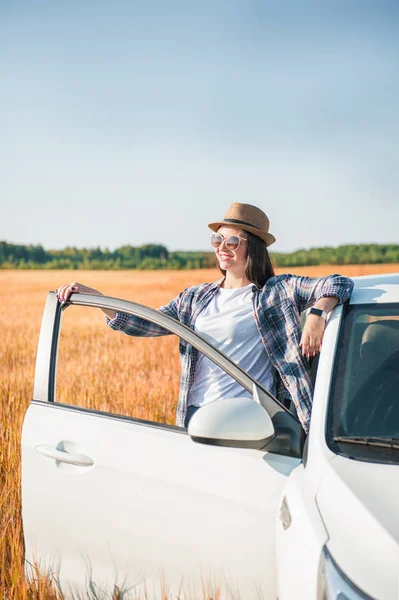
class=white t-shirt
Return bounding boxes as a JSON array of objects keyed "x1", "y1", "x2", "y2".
[{"x1": 187, "y1": 284, "x2": 276, "y2": 407}]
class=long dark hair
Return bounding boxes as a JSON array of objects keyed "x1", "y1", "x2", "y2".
[{"x1": 218, "y1": 230, "x2": 275, "y2": 288}]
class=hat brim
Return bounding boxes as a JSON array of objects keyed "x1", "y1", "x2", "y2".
[{"x1": 208, "y1": 221, "x2": 276, "y2": 247}]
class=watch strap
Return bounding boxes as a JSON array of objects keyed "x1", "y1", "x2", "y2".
[{"x1": 307, "y1": 307, "x2": 328, "y2": 320}]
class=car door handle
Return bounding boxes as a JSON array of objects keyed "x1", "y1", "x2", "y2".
[{"x1": 35, "y1": 445, "x2": 94, "y2": 467}]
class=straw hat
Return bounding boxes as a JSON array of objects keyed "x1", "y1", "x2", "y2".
[{"x1": 208, "y1": 203, "x2": 276, "y2": 247}]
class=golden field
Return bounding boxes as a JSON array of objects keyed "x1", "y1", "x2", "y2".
[{"x1": 1, "y1": 264, "x2": 398, "y2": 599}]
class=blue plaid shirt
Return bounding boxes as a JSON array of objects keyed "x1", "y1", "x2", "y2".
[{"x1": 106, "y1": 274, "x2": 354, "y2": 433}]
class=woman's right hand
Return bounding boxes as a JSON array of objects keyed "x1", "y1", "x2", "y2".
[{"x1": 56, "y1": 282, "x2": 102, "y2": 303}]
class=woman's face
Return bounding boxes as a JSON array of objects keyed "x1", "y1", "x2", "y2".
[{"x1": 214, "y1": 226, "x2": 248, "y2": 274}]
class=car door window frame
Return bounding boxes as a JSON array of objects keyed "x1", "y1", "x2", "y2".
[{"x1": 33, "y1": 292, "x2": 303, "y2": 456}]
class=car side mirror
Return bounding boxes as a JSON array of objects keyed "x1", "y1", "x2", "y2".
[{"x1": 187, "y1": 397, "x2": 275, "y2": 450}]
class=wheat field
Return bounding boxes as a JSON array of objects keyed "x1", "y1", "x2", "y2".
[{"x1": 1, "y1": 265, "x2": 398, "y2": 599}]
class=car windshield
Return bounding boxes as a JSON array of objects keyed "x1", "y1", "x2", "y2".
[{"x1": 327, "y1": 303, "x2": 399, "y2": 463}]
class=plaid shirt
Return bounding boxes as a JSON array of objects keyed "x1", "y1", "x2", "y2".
[{"x1": 106, "y1": 274, "x2": 354, "y2": 432}]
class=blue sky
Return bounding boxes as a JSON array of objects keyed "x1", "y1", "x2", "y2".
[{"x1": 1, "y1": 0, "x2": 398, "y2": 252}]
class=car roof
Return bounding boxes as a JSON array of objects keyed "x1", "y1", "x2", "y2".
[{"x1": 350, "y1": 273, "x2": 399, "y2": 304}]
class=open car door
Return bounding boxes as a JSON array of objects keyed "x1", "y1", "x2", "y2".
[{"x1": 22, "y1": 292, "x2": 303, "y2": 599}]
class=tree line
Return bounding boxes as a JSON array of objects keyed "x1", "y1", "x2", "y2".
[{"x1": 0, "y1": 241, "x2": 398, "y2": 270}]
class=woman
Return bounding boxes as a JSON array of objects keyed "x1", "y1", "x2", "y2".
[{"x1": 56, "y1": 203, "x2": 354, "y2": 433}]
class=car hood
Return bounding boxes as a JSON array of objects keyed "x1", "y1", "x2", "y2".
[{"x1": 316, "y1": 454, "x2": 399, "y2": 600}]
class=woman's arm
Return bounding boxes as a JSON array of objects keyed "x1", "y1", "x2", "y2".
[
  {"x1": 57, "y1": 282, "x2": 183, "y2": 337},
  {"x1": 105, "y1": 293, "x2": 182, "y2": 338},
  {"x1": 299, "y1": 296, "x2": 339, "y2": 357},
  {"x1": 290, "y1": 274, "x2": 354, "y2": 358},
  {"x1": 291, "y1": 274, "x2": 354, "y2": 313}
]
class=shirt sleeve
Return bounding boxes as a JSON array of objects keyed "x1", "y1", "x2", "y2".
[
  {"x1": 290, "y1": 274, "x2": 354, "y2": 313},
  {"x1": 104, "y1": 291, "x2": 183, "y2": 337}
]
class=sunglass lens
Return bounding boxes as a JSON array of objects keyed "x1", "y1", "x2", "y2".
[
  {"x1": 226, "y1": 236, "x2": 240, "y2": 250},
  {"x1": 211, "y1": 233, "x2": 223, "y2": 248}
]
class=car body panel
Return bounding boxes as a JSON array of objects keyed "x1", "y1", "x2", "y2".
[
  {"x1": 22, "y1": 401, "x2": 300, "y2": 598},
  {"x1": 350, "y1": 273, "x2": 399, "y2": 304},
  {"x1": 316, "y1": 454, "x2": 399, "y2": 600},
  {"x1": 276, "y1": 465, "x2": 328, "y2": 600}
]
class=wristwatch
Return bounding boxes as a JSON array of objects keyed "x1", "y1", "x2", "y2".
[{"x1": 306, "y1": 307, "x2": 328, "y2": 320}]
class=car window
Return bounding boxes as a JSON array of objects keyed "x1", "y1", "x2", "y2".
[
  {"x1": 55, "y1": 304, "x2": 257, "y2": 427},
  {"x1": 56, "y1": 306, "x2": 181, "y2": 425},
  {"x1": 41, "y1": 294, "x2": 302, "y2": 456},
  {"x1": 327, "y1": 303, "x2": 399, "y2": 461}
]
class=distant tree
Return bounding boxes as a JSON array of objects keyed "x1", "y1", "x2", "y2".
[{"x1": 1, "y1": 241, "x2": 398, "y2": 270}]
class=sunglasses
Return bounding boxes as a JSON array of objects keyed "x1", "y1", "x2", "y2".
[{"x1": 210, "y1": 232, "x2": 247, "y2": 251}]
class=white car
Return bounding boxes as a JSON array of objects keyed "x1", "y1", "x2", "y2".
[{"x1": 22, "y1": 274, "x2": 399, "y2": 599}]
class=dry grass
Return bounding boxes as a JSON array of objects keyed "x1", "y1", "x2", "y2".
[{"x1": 1, "y1": 265, "x2": 398, "y2": 599}]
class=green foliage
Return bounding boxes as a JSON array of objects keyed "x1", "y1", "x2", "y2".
[
  {"x1": 0, "y1": 241, "x2": 398, "y2": 270},
  {"x1": 271, "y1": 244, "x2": 399, "y2": 267}
]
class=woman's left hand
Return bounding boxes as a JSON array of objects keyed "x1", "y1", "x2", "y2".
[{"x1": 299, "y1": 315, "x2": 326, "y2": 358}]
